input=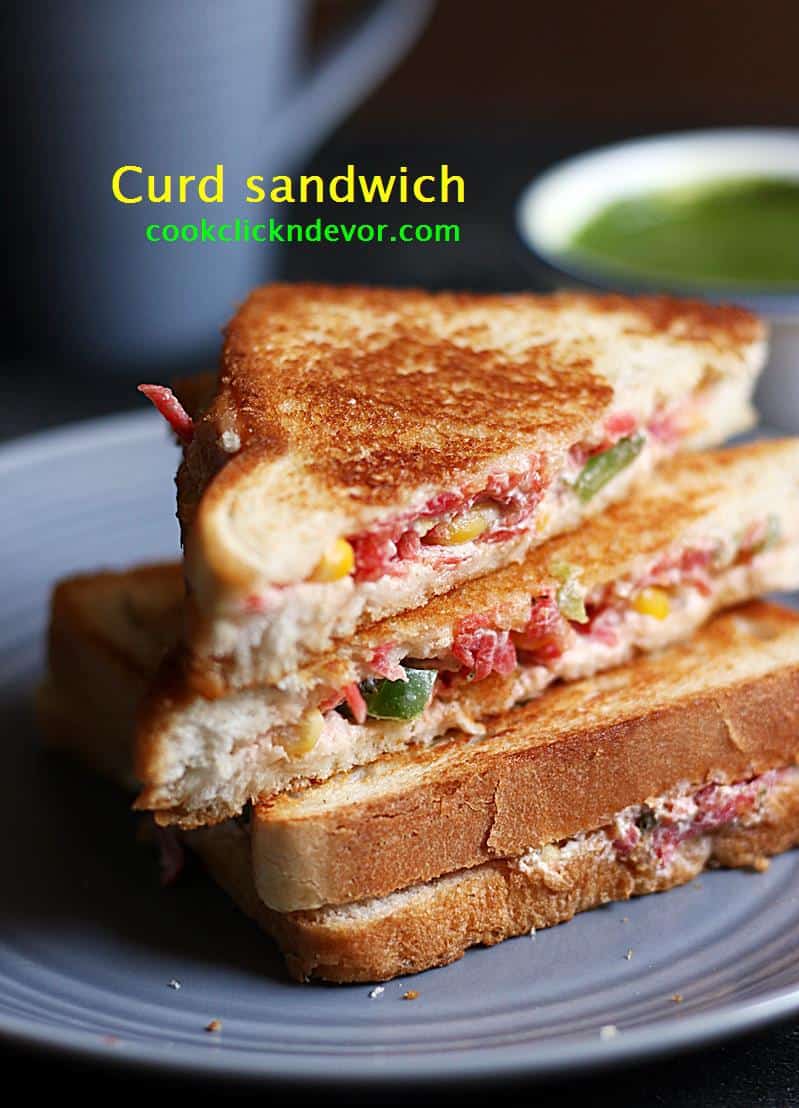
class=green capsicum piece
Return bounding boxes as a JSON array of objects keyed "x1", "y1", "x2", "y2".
[
  {"x1": 574, "y1": 434, "x2": 645, "y2": 503},
  {"x1": 361, "y1": 667, "x2": 437, "y2": 720},
  {"x1": 549, "y1": 559, "x2": 589, "y2": 623},
  {"x1": 556, "y1": 576, "x2": 589, "y2": 623}
]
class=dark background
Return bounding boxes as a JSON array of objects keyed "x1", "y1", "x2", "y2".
[
  {"x1": 5, "y1": 1, "x2": 799, "y2": 1101},
  {"x1": 8, "y1": 0, "x2": 799, "y2": 435},
  {"x1": 327, "y1": 0, "x2": 799, "y2": 129}
]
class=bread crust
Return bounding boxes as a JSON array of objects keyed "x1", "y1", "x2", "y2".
[
  {"x1": 37, "y1": 564, "x2": 183, "y2": 787},
  {"x1": 252, "y1": 603, "x2": 799, "y2": 909},
  {"x1": 191, "y1": 770, "x2": 799, "y2": 983},
  {"x1": 185, "y1": 285, "x2": 762, "y2": 525},
  {"x1": 38, "y1": 565, "x2": 799, "y2": 985},
  {"x1": 162, "y1": 437, "x2": 799, "y2": 693},
  {"x1": 137, "y1": 442, "x2": 799, "y2": 829},
  {"x1": 178, "y1": 284, "x2": 764, "y2": 610}
]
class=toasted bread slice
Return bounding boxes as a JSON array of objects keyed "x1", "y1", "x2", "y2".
[
  {"x1": 36, "y1": 567, "x2": 799, "y2": 984},
  {"x1": 251, "y1": 602, "x2": 799, "y2": 910},
  {"x1": 172, "y1": 285, "x2": 764, "y2": 693},
  {"x1": 37, "y1": 564, "x2": 183, "y2": 786},
  {"x1": 191, "y1": 765, "x2": 799, "y2": 982},
  {"x1": 137, "y1": 441, "x2": 799, "y2": 829}
]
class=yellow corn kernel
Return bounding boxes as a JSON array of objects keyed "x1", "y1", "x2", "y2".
[
  {"x1": 434, "y1": 507, "x2": 496, "y2": 546},
  {"x1": 632, "y1": 586, "x2": 670, "y2": 620},
  {"x1": 311, "y1": 538, "x2": 355, "y2": 582},
  {"x1": 535, "y1": 509, "x2": 551, "y2": 535},
  {"x1": 687, "y1": 412, "x2": 709, "y2": 436},
  {"x1": 293, "y1": 709, "x2": 324, "y2": 756}
]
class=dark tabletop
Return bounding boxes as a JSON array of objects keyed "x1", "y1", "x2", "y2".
[{"x1": 3, "y1": 121, "x2": 799, "y2": 1103}]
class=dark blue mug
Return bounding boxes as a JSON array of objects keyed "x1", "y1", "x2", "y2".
[{"x1": 9, "y1": 0, "x2": 432, "y2": 370}]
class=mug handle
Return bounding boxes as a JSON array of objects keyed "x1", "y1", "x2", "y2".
[{"x1": 263, "y1": 0, "x2": 434, "y2": 162}]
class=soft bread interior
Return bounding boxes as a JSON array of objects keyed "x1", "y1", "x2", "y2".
[
  {"x1": 37, "y1": 565, "x2": 799, "y2": 984},
  {"x1": 190, "y1": 765, "x2": 799, "y2": 983},
  {"x1": 185, "y1": 286, "x2": 765, "y2": 593},
  {"x1": 137, "y1": 441, "x2": 799, "y2": 829},
  {"x1": 250, "y1": 601, "x2": 799, "y2": 910},
  {"x1": 178, "y1": 286, "x2": 765, "y2": 693}
]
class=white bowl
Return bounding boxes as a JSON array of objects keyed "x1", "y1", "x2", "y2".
[{"x1": 516, "y1": 128, "x2": 799, "y2": 432}]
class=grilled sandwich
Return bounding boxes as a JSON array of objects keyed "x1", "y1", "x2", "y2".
[
  {"x1": 136, "y1": 440, "x2": 799, "y2": 828},
  {"x1": 37, "y1": 568, "x2": 799, "y2": 983},
  {"x1": 142, "y1": 285, "x2": 765, "y2": 695}
]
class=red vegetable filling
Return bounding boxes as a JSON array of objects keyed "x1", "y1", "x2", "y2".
[
  {"x1": 345, "y1": 406, "x2": 686, "y2": 585},
  {"x1": 321, "y1": 512, "x2": 784, "y2": 720},
  {"x1": 342, "y1": 683, "x2": 368, "y2": 725},
  {"x1": 348, "y1": 460, "x2": 548, "y2": 583},
  {"x1": 512, "y1": 595, "x2": 572, "y2": 660},
  {"x1": 638, "y1": 546, "x2": 715, "y2": 597},
  {"x1": 451, "y1": 615, "x2": 518, "y2": 681},
  {"x1": 369, "y1": 643, "x2": 407, "y2": 681},
  {"x1": 612, "y1": 775, "x2": 770, "y2": 867},
  {"x1": 138, "y1": 384, "x2": 194, "y2": 445}
]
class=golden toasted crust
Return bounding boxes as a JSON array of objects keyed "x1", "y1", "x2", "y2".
[
  {"x1": 38, "y1": 564, "x2": 183, "y2": 787},
  {"x1": 194, "y1": 286, "x2": 611, "y2": 510},
  {"x1": 202, "y1": 284, "x2": 762, "y2": 466},
  {"x1": 218, "y1": 286, "x2": 760, "y2": 475},
  {"x1": 187, "y1": 284, "x2": 761, "y2": 515},
  {"x1": 554, "y1": 290, "x2": 762, "y2": 345},
  {"x1": 48, "y1": 564, "x2": 183, "y2": 678},
  {"x1": 178, "y1": 284, "x2": 764, "y2": 593},
  {"x1": 191, "y1": 773, "x2": 799, "y2": 983},
  {"x1": 213, "y1": 341, "x2": 602, "y2": 505},
  {"x1": 251, "y1": 603, "x2": 799, "y2": 908},
  {"x1": 36, "y1": 564, "x2": 799, "y2": 984},
  {"x1": 136, "y1": 439, "x2": 799, "y2": 832},
  {"x1": 148, "y1": 438, "x2": 799, "y2": 711}
]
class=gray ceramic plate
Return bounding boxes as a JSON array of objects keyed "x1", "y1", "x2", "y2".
[{"x1": 2, "y1": 412, "x2": 799, "y2": 1085}]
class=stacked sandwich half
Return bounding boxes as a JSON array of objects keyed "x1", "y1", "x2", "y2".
[{"x1": 39, "y1": 284, "x2": 799, "y2": 982}]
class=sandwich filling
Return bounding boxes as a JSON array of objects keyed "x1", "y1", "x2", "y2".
[
  {"x1": 284, "y1": 515, "x2": 795, "y2": 756},
  {"x1": 346, "y1": 411, "x2": 655, "y2": 583},
  {"x1": 241, "y1": 384, "x2": 725, "y2": 614},
  {"x1": 517, "y1": 766, "x2": 797, "y2": 882},
  {"x1": 163, "y1": 368, "x2": 760, "y2": 691}
]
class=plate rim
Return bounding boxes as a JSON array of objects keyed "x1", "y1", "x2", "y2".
[
  {"x1": 0, "y1": 408, "x2": 164, "y2": 475},
  {"x1": 3, "y1": 411, "x2": 799, "y2": 1084},
  {"x1": 1, "y1": 976, "x2": 799, "y2": 1084}
]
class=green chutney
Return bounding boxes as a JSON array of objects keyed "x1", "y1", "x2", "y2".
[{"x1": 566, "y1": 177, "x2": 799, "y2": 286}]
